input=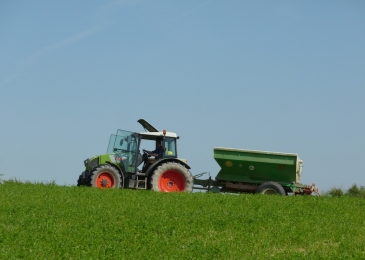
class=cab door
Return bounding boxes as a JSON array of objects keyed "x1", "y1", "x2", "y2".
[{"x1": 107, "y1": 130, "x2": 140, "y2": 173}]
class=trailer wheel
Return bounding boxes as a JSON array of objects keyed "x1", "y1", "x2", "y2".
[
  {"x1": 89, "y1": 164, "x2": 122, "y2": 188},
  {"x1": 151, "y1": 162, "x2": 193, "y2": 192},
  {"x1": 256, "y1": 181, "x2": 286, "y2": 196}
]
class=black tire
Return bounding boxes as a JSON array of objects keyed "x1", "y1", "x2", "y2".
[
  {"x1": 150, "y1": 162, "x2": 193, "y2": 192},
  {"x1": 77, "y1": 172, "x2": 89, "y2": 186},
  {"x1": 256, "y1": 181, "x2": 286, "y2": 196},
  {"x1": 89, "y1": 164, "x2": 122, "y2": 188}
]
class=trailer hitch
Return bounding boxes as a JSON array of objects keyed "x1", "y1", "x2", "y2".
[{"x1": 193, "y1": 172, "x2": 221, "y2": 192}]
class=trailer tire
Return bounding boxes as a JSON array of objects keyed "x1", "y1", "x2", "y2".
[
  {"x1": 89, "y1": 164, "x2": 122, "y2": 188},
  {"x1": 256, "y1": 181, "x2": 286, "y2": 196},
  {"x1": 151, "y1": 162, "x2": 193, "y2": 192}
]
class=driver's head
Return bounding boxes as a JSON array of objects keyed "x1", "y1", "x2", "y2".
[{"x1": 156, "y1": 140, "x2": 161, "y2": 147}]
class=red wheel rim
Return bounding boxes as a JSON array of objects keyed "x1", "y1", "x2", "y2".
[
  {"x1": 158, "y1": 170, "x2": 186, "y2": 192},
  {"x1": 96, "y1": 172, "x2": 115, "y2": 188}
]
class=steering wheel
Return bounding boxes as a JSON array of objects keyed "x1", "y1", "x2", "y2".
[{"x1": 142, "y1": 149, "x2": 152, "y2": 157}]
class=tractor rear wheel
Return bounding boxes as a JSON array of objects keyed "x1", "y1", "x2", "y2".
[
  {"x1": 89, "y1": 164, "x2": 122, "y2": 188},
  {"x1": 151, "y1": 162, "x2": 193, "y2": 192},
  {"x1": 256, "y1": 181, "x2": 286, "y2": 196}
]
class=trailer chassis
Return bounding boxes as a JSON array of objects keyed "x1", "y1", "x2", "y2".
[{"x1": 193, "y1": 173, "x2": 320, "y2": 195}]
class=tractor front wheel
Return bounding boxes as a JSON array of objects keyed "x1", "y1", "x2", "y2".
[
  {"x1": 151, "y1": 162, "x2": 193, "y2": 192},
  {"x1": 77, "y1": 172, "x2": 89, "y2": 186},
  {"x1": 89, "y1": 164, "x2": 122, "y2": 188},
  {"x1": 256, "y1": 181, "x2": 286, "y2": 196}
]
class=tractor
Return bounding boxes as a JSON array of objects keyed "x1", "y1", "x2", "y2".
[{"x1": 77, "y1": 119, "x2": 193, "y2": 192}]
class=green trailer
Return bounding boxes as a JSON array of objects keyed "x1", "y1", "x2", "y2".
[{"x1": 194, "y1": 147, "x2": 319, "y2": 195}]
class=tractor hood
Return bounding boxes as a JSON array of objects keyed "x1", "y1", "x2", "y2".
[{"x1": 137, "y1": 119, "x2": 159, "y2": 132}]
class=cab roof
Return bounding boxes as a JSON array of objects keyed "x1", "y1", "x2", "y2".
[
  {"x1": 139, "y1": 131, "x2": 178, "y2": 140},
  {"x1": 137, "y1": 118, "x2": 178, "y2": 140}
]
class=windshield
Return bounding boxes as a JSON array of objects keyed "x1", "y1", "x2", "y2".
[{"x1": 107, "y1": 129, "x2": 140, "y2": 173}]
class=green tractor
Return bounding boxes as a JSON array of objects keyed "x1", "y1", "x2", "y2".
[{"x1": 77, "y1": 119, "x2": 193, "y2": 192}]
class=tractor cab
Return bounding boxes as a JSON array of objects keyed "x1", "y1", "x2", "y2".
[
  {"x1": 137, "y1": 118, "x2": 179, "y2": 160},
  {"x1": 138, "y1": 131, "x2": 179, "y2": 173},
  {"x1": 106, "y1": 127, "x2": 179, "y2": 175}
]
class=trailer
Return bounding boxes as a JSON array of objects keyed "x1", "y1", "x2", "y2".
[{"x1": 193, "y1": 147, "x2": 319, "y2": 195}]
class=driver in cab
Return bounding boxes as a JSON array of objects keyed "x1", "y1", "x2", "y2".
[{"x1": 143, "y1": 140, "x2": 164, "y2": 160}]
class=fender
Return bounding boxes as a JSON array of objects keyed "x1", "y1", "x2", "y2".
[
  {"x1": 106, "y1": 162, "x2": 125, "y2": 185},
  {"x1": 146, "y1": 158, "x2": 191, "y2": 177}
]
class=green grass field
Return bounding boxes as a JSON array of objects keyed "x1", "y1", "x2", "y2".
[{"x1": 1, "y1": 182, "x2": 364, "y2": 259}]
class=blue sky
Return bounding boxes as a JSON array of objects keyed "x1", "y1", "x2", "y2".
[{"x1": 1, "y1": 1, "x2": 364, "y2": 192}]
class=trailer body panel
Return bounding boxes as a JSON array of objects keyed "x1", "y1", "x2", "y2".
[{"x1": 213, "y1": 147, "x2": 303, "y2": 184}]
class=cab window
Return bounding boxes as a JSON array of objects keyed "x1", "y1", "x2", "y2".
[{"x1": 164, "y1": 137, "x2": 177, "y2": 158}]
